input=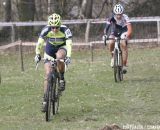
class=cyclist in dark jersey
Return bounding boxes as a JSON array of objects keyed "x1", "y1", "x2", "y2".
[
  {"x1": 103, "y1": 4, "x2": 132, "y2": 73},
  {"x1": 34, "y1": 13, "x2": 72, "y2": 112}
]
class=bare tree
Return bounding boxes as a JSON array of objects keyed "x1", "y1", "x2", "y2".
[
  {"x1": 127, "y1": 0, "x2": 160, "y2": 17},
  {"x1": 79, "y1": 0, "x2": 93, "y2": 18},
  {"x1": 85, "y1": 0, "x2": 93, "y2": 18},
  {"x1": 96, "y1": 0, "x2": 109, "y2": 18},
  {"x1": 35, "y1": 0, "x2": 48, "y2": 20},
  {"x1": 17, "y1": 0, "x2": 36, "y2": 40},
  {"x1": 4, "y1": 0, "x2": 11, "y2": 22},
  {"x1": 0, "y1": 0, "x2": 11, "y2": 45},
  {"x1": 49, "y1": 0, "x2": 68, "y2": 18},
  {"x1": 18, "y1": 0, "x2": 35, "y2": 21}
]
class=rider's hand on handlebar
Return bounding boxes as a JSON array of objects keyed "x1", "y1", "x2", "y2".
[
  {"x1": 65, "y1": 57, "x2": 71, "y2": 65},
  {"x1": 34, "y1": 54, "x2": 41, "y2": 63},
  {"x1": 102, "y1": 35, "x2": 108, "y2": 41},
  {"x1": 121, "y1": 33, "x2": 128, "y2": 40}
]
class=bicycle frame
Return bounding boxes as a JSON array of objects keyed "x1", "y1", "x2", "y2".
[
  {"x1": 46, "y1": 59, "x2": 65, "y2": 121},
  {"x1": 36, "y1": 58, "x2": 65, "y2": 121},
  {"x1": 113, "y1": 37, "x2": 123, "y2": 82},
  {"x1": 114, "y1": 37, "x2": 122, "y2": 66}
]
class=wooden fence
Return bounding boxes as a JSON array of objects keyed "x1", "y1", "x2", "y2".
[{"x1": 0, "y1": 16, "x2": 160, "y2": 44}]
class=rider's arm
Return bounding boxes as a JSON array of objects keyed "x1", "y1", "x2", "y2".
[
  {"x1": 35, "y1": 37, "x2": 45, "y2": 55},
  {"x1": 124, "y1": 14, "x2": 132, "y2": 39},
  {"x1": 127, "y1": 23, "x2": 132, "y2": 39},
  {"x1": 104, "y1": 20, "x2": 111, "y2": 34},
  {"x1": 66, "y1": 39, "x2": 72, "y2": 57},
  {"x1": 64, "y1": 27, "x2": 73, "y2": 57},
  {"x1": 104, "y1": 16, "x2": 116, "y2": 35},
  {"x1": 104, "y1": 17, "x2": 113, "y2": 35},
  {"x1": 35, "y1": 26, "x2": 50, "y2": 54}
]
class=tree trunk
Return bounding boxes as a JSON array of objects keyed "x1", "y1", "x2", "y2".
[
  {"x1": 79, "y1": 0, "x2": 93, "y2": 18},
  {"x1": 35, "y1": 0, "x2": 44, "y2": 20},
  {"x1": 0, "y1": 0, "x2": 11, "y2": 45},
  {"x1": 85, "y1": 0, "x2": 93, "y2": 18},
  {"x1": 52, "y1": 0, "x2": 67, "y2": 18},
  {"x1": 4, "y1": 0, "x2": 11, "y2": 22},
  {"x1": 18, "y1": 0, "x2": 35, "y2": 40},
  {"x1": 18, "y1": 0, "x2": 35, "y2": 21}
]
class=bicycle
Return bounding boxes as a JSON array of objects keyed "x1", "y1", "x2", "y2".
[
  {"x1": 104, "y1": 33, "x2": 124, "y2": 82},
  {"x1": 36, "y1": 58, "x2": 66, "y2": 121}
]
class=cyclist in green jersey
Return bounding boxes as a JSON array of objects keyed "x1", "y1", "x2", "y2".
[{"x1": 34, "y1": 13, "x2": 72, "y2": 112}]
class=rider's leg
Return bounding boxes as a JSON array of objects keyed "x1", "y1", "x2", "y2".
[
  {"x1": 56, "y1": 48, "x2": 67, "y2": 77},
  {"x1": 108, "y1": 35, "x2": 115, "y2": 67},
  {"x1": 108, "y1": 40, "x2": 114, "y2": 56},
  {"x1": 42, "y1": 61, "x2": 52, "y2": 112},
  {"x1": 120, "y1": 40, "x2": 128, "y2": 74},
  {"x1": 120, "y1": 40, "x2": 128, "y2": 66},
  {"x1": 44, "y1": 61, "x2": 52, "y2": 93},
  {"x1": 56, "y1": 48, "x2": 67, "y2": 91}
]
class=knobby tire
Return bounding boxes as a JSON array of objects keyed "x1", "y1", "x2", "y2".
[
  {"x1": 45, "y1": 73, "x2": 53, "y2": 121},
  {"x1": 52, "y1": 74, "x2": 60, "y2": 116},
  {"x1": 114, "y1": 49, "x2": 120, "y2": 82}
]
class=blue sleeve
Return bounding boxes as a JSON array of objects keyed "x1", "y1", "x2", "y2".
[
  {"x1": 104, "y1": 16, "x2": 118, "y2": 35},
  {"x1": 60, "y1": 25, "x2": 72, "y2": 39},
  {"x1": 39, "y1": 26, "x2": 51, "y2": 39},
  {"x1": 104, "y1": 16, "x2": 112, "y2": 34},
  {"x1": 110, "y1": 17, "x2": 116, "y2": 24}
]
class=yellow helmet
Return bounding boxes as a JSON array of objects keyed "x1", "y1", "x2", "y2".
[{"x1": 48, "y1": 13, "x2": 61, "y2": 26}]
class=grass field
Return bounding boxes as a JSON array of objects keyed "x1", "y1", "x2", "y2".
[{"x1": 0, "y1": 47, "x2": 160, "y2": 130}]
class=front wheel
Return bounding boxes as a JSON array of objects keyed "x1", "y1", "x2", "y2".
[
  {"x1": 119, "y1": 52, "x2": 123, "y2": 81},
  {"x1": 114, "y1": 49, "x2": 123, "y2": 82},
  {"x1": 46, "y1": 88, "x2": 51, "y2": 121},
  {"x1": 52, "y1": 78, "x2": 60, "y2": 115},
  {"x1": 45, "y1": 74, "x2": 53, "y2": 121}
]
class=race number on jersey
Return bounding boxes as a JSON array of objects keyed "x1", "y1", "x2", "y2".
[{"x1": 65, "y1": 29, "x2": 72, "y2": 38}]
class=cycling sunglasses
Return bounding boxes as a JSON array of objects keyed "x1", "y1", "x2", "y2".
[{"x1": 51, "y1": 26, "x2": 59, "y2": 29}]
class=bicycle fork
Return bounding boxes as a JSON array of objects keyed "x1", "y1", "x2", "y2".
[{"x1": 114, "y1": 40, "x2": 122, "y2": 66}]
